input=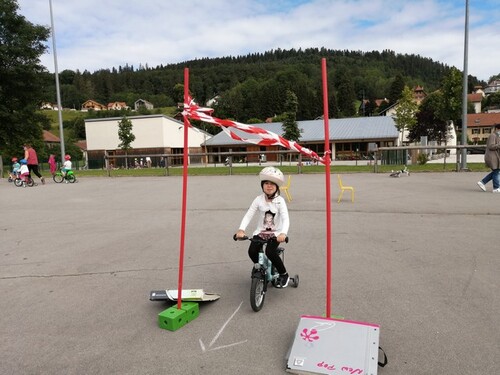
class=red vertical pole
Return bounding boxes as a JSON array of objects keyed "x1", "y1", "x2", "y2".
[
  {"x1": 321, "y1": 58, "x2": 332, "y2": 318},
  {"x1": 177, "y1": 68, "x2": 190, "y2": 309}
]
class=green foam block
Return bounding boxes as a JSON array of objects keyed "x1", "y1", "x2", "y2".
[{"x1": 158, "y1": 302, "x2": 200, "y2": 331}]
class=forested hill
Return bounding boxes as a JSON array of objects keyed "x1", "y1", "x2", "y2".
[{"x1": 45, "y1": 48, "x2": 483, "y2": 123}]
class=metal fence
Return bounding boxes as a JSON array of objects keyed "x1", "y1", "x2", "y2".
[{"x1": 1, "y1": 145, "x2": 487, "y2": 178}]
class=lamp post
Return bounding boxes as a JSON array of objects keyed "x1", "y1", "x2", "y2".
[
  {"x1": 460, "y1": 0, "x2": 469, "y2": 170},
  {"x1": 49, "y1": 0, "x2": 65, "y2": 159}
]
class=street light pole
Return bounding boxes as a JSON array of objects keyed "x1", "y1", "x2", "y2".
[
  {"x1": 49, "y1": 0, "x2": 65, "y2": 158},
  {"x1": 460, "y1": 0, "x2": 469, "y2": 170}
]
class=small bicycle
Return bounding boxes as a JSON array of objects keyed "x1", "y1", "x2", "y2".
[
  {"x1": 389, "y1": 166, "x2": 410, "y2": 178},
  {"x1": 53, "y1": 170, "x2": 76, "y2": 183},
  {"x1": 233, "y1": 235, "x2": 299, "y2": 312},
  {"x1": 14, "y1": 175, "x2": 36, "y2": 187},
  {"x1": 8, "y1": 171, "x2": 20, "y2": 183}
]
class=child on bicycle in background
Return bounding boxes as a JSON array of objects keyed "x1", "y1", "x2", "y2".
[
  {"x1": 19, "y1": 159, "x2": 30, "y2": 187},
  {"x1": 9, "y1": 157, "x2": 21, "y2": 180},
  {"x1": 235, "y1": 166, "x2": 290, "y2": 287},
  {"x1": 61, "y1": 154, "x2": 72, "y2": 176}
]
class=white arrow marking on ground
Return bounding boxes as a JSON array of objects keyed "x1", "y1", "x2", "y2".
[{"x1": 199, "y1": 301, "x2": 247, "y2": 352}]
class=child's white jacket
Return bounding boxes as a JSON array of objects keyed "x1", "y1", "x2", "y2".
[{"x1": 239, "y1": 194, "x2": 289, "y2": 237}]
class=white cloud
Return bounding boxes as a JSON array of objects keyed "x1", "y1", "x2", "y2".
[{"x1": 17, "y1": 0, "x2": 500, "y2": 81}]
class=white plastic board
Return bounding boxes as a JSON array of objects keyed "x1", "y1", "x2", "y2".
[
  {"x1": 149, "y1": 289, "x2": 220, "y2": 302},
  {"x1": 286, "y1": 315, "x2": 380, "y2": 375}
]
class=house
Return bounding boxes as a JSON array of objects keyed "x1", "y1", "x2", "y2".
[
  {"x1": 75, "y1": 140, "x2": 88, "y2": 169},
  {"x1": 203, "y1": 116, "x2": 399, "y2": 162},
  {"x1": 380, "y1": 86, "x2": 427, "y2": 118},
  {"x1": 467, "y1": 113, "x2": 500, "y2": 144},
  {"x1": 484, "y1": 80, "x2": 500, "y2": 95},
  {"x1": 43, "y1": 130, "x2": 60, "y2": 149},
  {"x1": 359, "y1": 98, "x2": 390, "y2": 115},
  {"x1": 81, "y1": 99, "x2": 107, "y2": 111},
  {"x1": 107, "y1": 102, "x2": 129, "y2": 110},
  {"x1": 206, "y1": 95, "x2": 220, "y2": 107},
  {"x1": 134, "y1": 99, "x2": 154, "y2": 111},
  {"x1": 84, "y1": 114, "x2": 211, "y2": 168},
  {"x1": 40, "y1": 102, "x2": 59, "y2": 110},
  {"x1": 467, "y1": 93, "x2": 483, "y2": 114},
  {"x1": 412, "y1": 85, "x2": 426, "y2": 105}
]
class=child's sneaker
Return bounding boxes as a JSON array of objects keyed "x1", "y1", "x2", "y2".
[
  {"x1": 477, "y1": 181, "x2": 486, "y2": 191},
  {"x1": 493, "y1": 188, "x2": 500, "y2": 193},
  {"x1": 276, "y1": 273, "x2": 289, "y2": 288}
]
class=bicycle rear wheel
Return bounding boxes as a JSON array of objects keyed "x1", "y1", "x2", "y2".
[
  {"x1": 67, "y1": 174, "x2": 76, "y2": 183},
  {"x1": 250, "y1": 274, "x2": 266, "y2": 312}
]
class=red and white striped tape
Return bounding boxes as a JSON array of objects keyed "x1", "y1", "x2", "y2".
[{"x1": 182, "y1": 96, "x2": 325, "y2": 164}]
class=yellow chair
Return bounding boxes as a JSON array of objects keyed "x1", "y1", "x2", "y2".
[
  {"x1": 280, "y1": 175, "x2": 292, "y2": 202},
  {"x1": 337, "y1": 174, "x2": 354, "y2": 203}
]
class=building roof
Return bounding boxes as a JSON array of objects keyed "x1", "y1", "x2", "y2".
[
  {"x1": 467, "y1": 93, "x2": 483, "y2": 102},
  {"x1": 204, "y1": 116, "x2": 399, "y2": 146},
  {"x1": 75, "y1": 140, "x2": 87, "y2": 151},
  {"x1": 43, "y1": 130, "x2": 60, "y2": 142},
  {"x1": 467, "y1": 113, "x2": 500, "y2": 127},
  {"x1": 84, "y1": 113, "x2": 183, "y2": 124}
]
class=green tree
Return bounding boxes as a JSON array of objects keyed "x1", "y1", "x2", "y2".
[
  {"x1": 335, "y1": 71, "x2": 356, "y2": 117},
  {"x1": 394, "y1": 86, "x2": 419, "y2": 144},
  {"x1": 440, "y1": 67, "x2": 463, "y2": 127},
  {"x1": 388, "y1": 74, "x2": 405, "y2": 103},
  {"x1": 117, "y1": 116, "x2": 135, "y2": 168},
  {"x1": 409, "y1": 91, "x2": 448, "y2": 143},
  {"x1": 484, "y1": 91, "x2": 500, "y2": 111},
  {"x1": 0, "y1": 0, "x2": 50, "y2": 156},
  {"x1": 173, "y1": 83, "x2": 185, "y2": 104},
  {"x1": 281, "y1": 90, "x2": 301, "y2": 142}
]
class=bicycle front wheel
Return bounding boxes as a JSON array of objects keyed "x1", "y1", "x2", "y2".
[
  {"x1": 250, "y1": 275, "x2": 266, "y2": 312},
  {"x1": 53, "y1": 174, "x2": 64, "y2": 183}
]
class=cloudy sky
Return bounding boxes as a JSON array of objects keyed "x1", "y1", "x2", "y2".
[{"x1": 17, "y1": 0, "x2": 500, "y2": 82}]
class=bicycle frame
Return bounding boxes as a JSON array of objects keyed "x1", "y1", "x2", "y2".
[
  {"x1": 234, "y1": 235, "x2": 286, "y2": 283},
  {"x1": 53, "y1": 169, "x2": 76, "y2": 183}
]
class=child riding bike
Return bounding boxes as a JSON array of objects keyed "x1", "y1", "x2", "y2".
[
  {"x1": 18, "y1": 159, "x2": 30, "y2": 187},
  {"x1": 61, "y1": 154, "x2": 72, "y2": 176},
  {"x1": 235, "y1": 166, "x2": 291, "y2": 288},
  {"x1": 9, "y1": 157, "x2": 21, "y2": 181}
]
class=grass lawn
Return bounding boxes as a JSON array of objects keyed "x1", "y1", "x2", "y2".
[{"x1": 58, "y1": 162, "x2": 490, "y2": 178}]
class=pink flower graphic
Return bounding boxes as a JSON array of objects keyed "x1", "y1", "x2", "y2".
[{"x1": 300, "y1": 328, "x2": 320, "y2": 342}]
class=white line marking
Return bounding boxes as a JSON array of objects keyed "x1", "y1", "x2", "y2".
[{"x1": 199, "y1": 301, "x2": 247, "y2": 352}]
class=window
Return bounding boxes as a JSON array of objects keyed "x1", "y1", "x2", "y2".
[
  {"x1": 483, "y1": 128, "x2": 492, "y2": 134},
  {"x1": 472, "y1": 129, "x2": 480, "y2": 134}
]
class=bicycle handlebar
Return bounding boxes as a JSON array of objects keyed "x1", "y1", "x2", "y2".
[{"x1": 233, "y1": 234, "x2": 288, "y2": 243}]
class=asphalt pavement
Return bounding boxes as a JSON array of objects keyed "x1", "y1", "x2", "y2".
[{"x1": 1, "y1": 171, "x2": 499, "y2": 375}]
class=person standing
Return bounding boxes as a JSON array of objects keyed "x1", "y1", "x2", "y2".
[
  {"x1": 477, "y1": 123, "x2": 500, "y2": 193},
  {"x1": 23, "y1": 143, "x2": 45, "y2": 184},
  {"x1": 48, "y1": 154, "x2": 57, "y2": 176}
]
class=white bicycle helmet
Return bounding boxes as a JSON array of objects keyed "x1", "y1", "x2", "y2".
[{"x1": 259, "y1": 166, "x2": 285, "y2": 187}]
